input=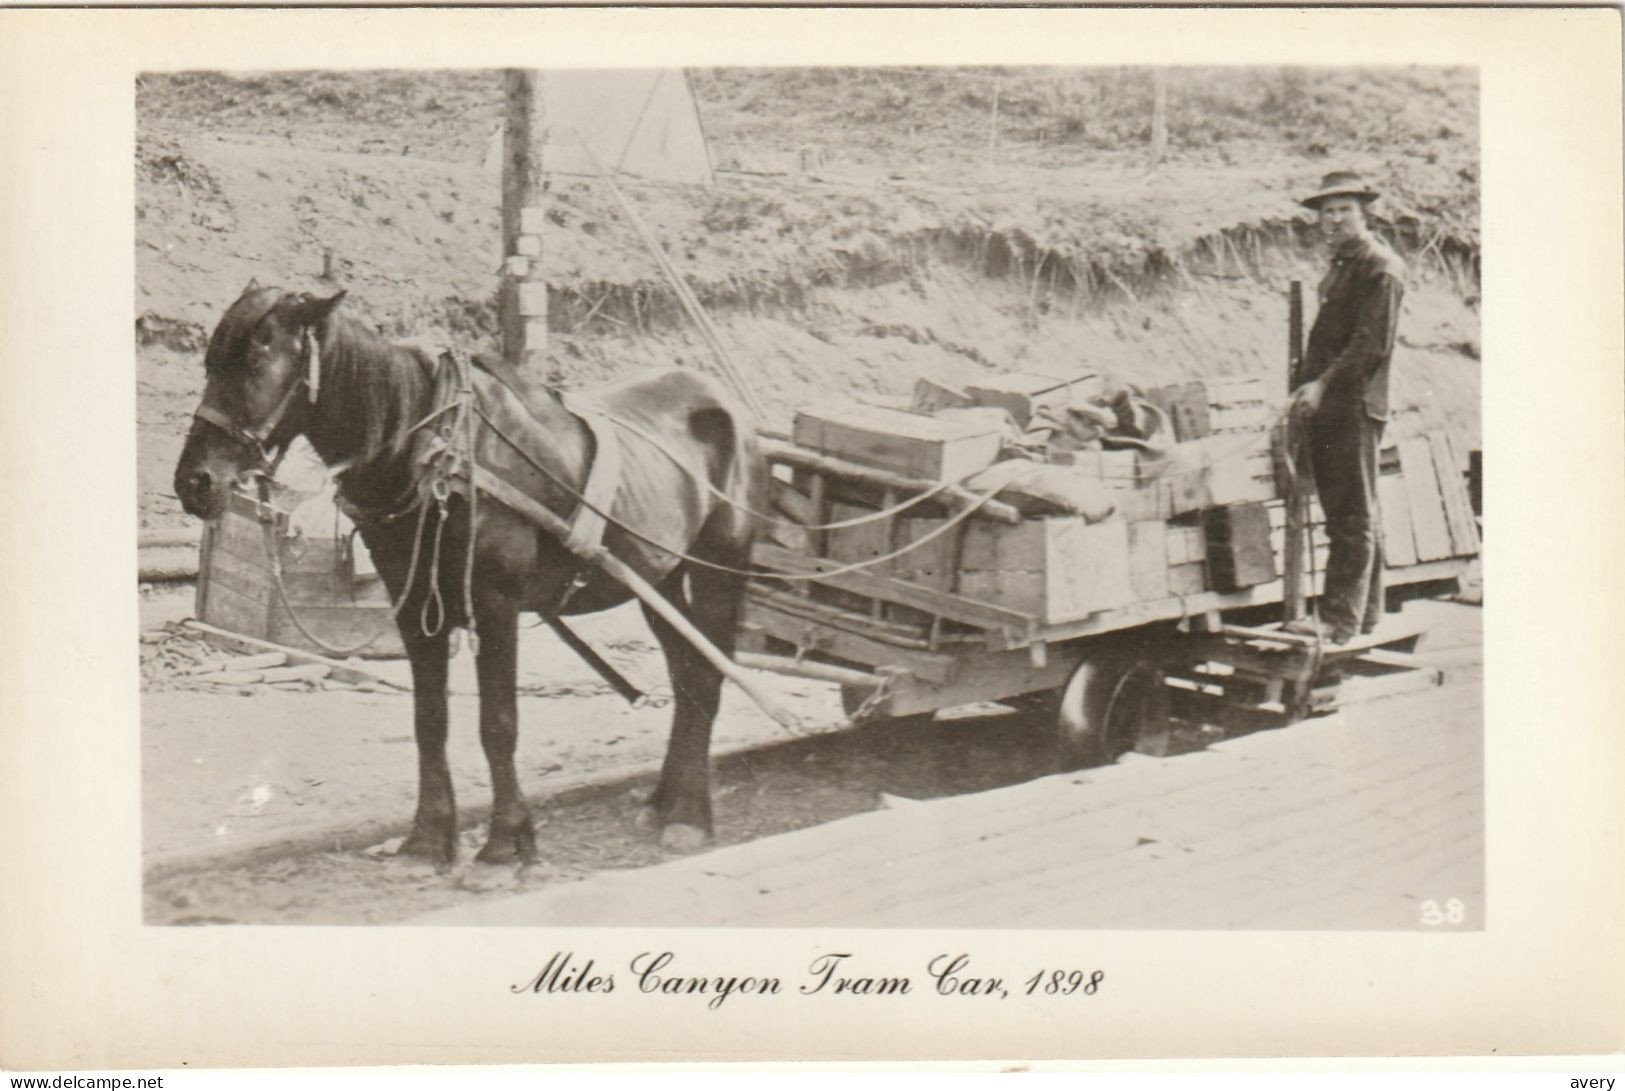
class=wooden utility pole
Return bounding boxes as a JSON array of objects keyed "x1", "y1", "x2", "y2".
[
  {"x1": 502, "y1": 70, "x2": 547, "y2": 373},
  {"x1": 1149, "y1": 70, "x2": 1168, "y2": 169}
]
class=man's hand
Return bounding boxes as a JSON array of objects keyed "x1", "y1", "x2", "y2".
[{"x1": 1291, "y1": 379, "x2": 1325, "y2": 417}]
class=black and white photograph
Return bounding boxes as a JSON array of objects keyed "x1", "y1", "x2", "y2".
[
  {"x1": 3, "y1": 5, "x2": 1622, "y2": 1070},
  {"x1": 137, "y1": 61, "x2": 1485, "y2": 929}
]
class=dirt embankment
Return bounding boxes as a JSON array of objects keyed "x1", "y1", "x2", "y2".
[{"x1": 136, "y1": 67, "x2": 1480, "y2": 531}]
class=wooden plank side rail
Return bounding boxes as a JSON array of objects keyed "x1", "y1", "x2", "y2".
[
  {"x1": 751, "y1": 542, "x2": 1036, "y2": 644},
  {"x1": 750, "y1": 549, "x2": 1469, "y2": 658},
  {"x1": 762, "y1": 438, "x2": 1022, "y2": 525}
]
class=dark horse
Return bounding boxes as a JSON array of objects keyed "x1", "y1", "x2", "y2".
[{"x1": 174, "y1": 283, "x2": 765, "y2": 863}]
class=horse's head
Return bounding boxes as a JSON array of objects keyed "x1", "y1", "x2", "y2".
[{"x1": 173, "y1": 280, "x2": 346, "y2": 519}]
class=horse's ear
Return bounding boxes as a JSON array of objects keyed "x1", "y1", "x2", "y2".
[
  {"x1": 295, "y1": 290, "x2": 347, "y2": 327},
  {"x1": 243, "y1": 277, "x2": 261, "y2": 294}
]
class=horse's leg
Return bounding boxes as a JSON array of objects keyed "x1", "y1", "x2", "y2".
[
  {"x1": 396, "y1": 625, "x2": 458, "y2": 866},
  {"x1": 472, "y1": 597, "x2": 537, "y2": 865},
  {"x1": 637, "y1": 560, "x2": 743, "y2": 852}
]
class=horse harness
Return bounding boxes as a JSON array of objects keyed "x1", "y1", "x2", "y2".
[
  {"x1": 205, "y1": 317, "x2": 625, "y2": 654},
  {"x1": 400, "y1": 349, "x2": 628, "y2": 640}
]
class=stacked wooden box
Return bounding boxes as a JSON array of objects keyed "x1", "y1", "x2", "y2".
[
  {"x1": 820, "y1": 507, "x2": 1135, "y2": 626},
  {"x1": 1206, "y1": 377, "x2": 1277, "y2": 436},
  {"x1": 792, "y1": 401, "x2": 1005, "y2": 482},
  {"x1": 777, "y1": 383, "x2": 1477, "y2": 630}
]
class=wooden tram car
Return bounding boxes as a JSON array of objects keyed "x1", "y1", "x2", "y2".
[{"x1": 739, "y1": 376, "x2": 1481, "y2": 766}]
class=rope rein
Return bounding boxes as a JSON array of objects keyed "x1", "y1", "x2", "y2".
[
  {"x1": 466, "y1": 387, "x2": 1285, "y2": 585},
  {"x1": 259, "y1": 487, "x2": 437, "y2": 659},
  {"x1": 583, "y1": 393, "x2": 1275, "y2": 533}
]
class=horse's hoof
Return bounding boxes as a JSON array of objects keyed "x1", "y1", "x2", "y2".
[
  {"x1": 659, "y1": 823, "x2": 708, "y2": 853},
  {"x1": 634, "y1": 805, "x2": 660, "y2": 831},
  {"x1": 396, "y1": 830, "x2": 457, "y2": 869},
  {"x1": 476, "y1": 829, "x2": 537, "y2": 866},
  {"x1": 474, "y1": 842, "x2": 516, "y2": 865}
]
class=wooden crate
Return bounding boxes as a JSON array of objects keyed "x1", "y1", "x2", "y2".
[
  {"x1": 196, "y1": 489, "x2": 403, "y2": 659},
  {"x1": 1203, "y1": 502, "x2": 1279, "y2": 591},
  {"x1": 891, "y1": 514, "x2": 1133, "y2": 624},
  {"x1": 1208, "y1": 404, "x2": 1274, "y2": 434},
  {"x1": 1146, "y1": 381, "x2": 1212, "y2": 442},
  {"x1": 792, "y1": 402, "x2": 1003, "y2": 482},
  {"x1": 910, "y1": 377, "x2": 976, "y2": 414},
  {"x1": 1114, "y1": 478, "x2": 1174, "y2": 522},
  {"x1": 1206, "y1": 376, "x2": 1269, "y2": 406},
  {"x1": 1042, "y1": 518, "x2": 1135, "y2": 623},
  {"x1": 823, "y1": 501, "x2": 892, "y2": 566},
  {"x1": 1168, "y1": 560, "x2": 1208, "y2": 596},
  {"x1": 1151, "y1": 435, "x2": 1279, "y2": 517},
  {"x1": 1127, "y1": 520, "x2": 1171, "y2": 602},
  {"x1": 1165, "y1": 518, "x2": 1208, "y2": 566},
  {"x1": 890, "y1": 514, "x2": 958, "y2": 592}
]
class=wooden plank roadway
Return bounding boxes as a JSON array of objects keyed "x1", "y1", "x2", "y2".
[{"x1": 414, "y1": 606, "x2": 1483, "y2": 930}]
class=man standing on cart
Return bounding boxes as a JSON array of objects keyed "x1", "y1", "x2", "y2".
[{"x1": 1289, "y1": 170, "x2": 1407, "y2": 645}]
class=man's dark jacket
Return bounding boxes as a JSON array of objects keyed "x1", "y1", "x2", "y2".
[{"x1": 1299, "y1": 233, "x2": 1407, "y2": 420}]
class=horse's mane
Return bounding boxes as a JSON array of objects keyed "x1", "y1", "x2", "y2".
[{"x1": 311, "y1": 313, "x2": 436, "y2": 480}]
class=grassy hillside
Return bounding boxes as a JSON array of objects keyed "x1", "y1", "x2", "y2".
[{"x1": 135, "y1": 66, "x2": 1479, "y2": 529}]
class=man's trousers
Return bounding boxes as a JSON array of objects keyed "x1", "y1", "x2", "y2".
[{"x1": 1308, "y1": 399, "x2": 1385, "y2": 641}]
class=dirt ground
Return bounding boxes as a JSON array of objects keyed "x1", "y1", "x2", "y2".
[
  {"x1": 139, "y1": 585, "x2": 839, "y2": 868},
  {"x1": 141, "y1": 595, "x2": 1481, "y2": 926},
  {"x1": 140, "y1": 580, "x2": 1079, "y2": 925}
]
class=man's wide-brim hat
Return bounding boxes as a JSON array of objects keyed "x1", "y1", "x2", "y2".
[{"x1": 1299, "y1": 170, "x2": 1380, "y2": 210}]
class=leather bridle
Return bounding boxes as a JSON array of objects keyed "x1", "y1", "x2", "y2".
[{"x1": 192, "y1": 323, "x2": 322, "y2": 471}]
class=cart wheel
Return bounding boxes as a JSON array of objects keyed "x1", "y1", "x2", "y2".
[{"x1": 1054, "y1": 654, "x2": 1161, "y2": 771}]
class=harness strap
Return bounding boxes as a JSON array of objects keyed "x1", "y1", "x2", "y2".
[
  {"x1": 193, "y1": 371, "x2": 306, "y2": 459},
  {"x1": 558, "y1": 393, "x2": 622, "y2": 557}
]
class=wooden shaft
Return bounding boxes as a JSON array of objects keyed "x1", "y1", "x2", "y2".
[
  {"x1": 592, "y1": 548, "x2": 802, "y2": 730},
  {"x1": 734, "y1": 651, "x2": 880, "y2": 690},
  {"x1": 1283, "y1": 280, "x2": 1308, "y2": 622},
  {"x1": 1288, "y1": 279, "x2": 1303, "y2": 389}
]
